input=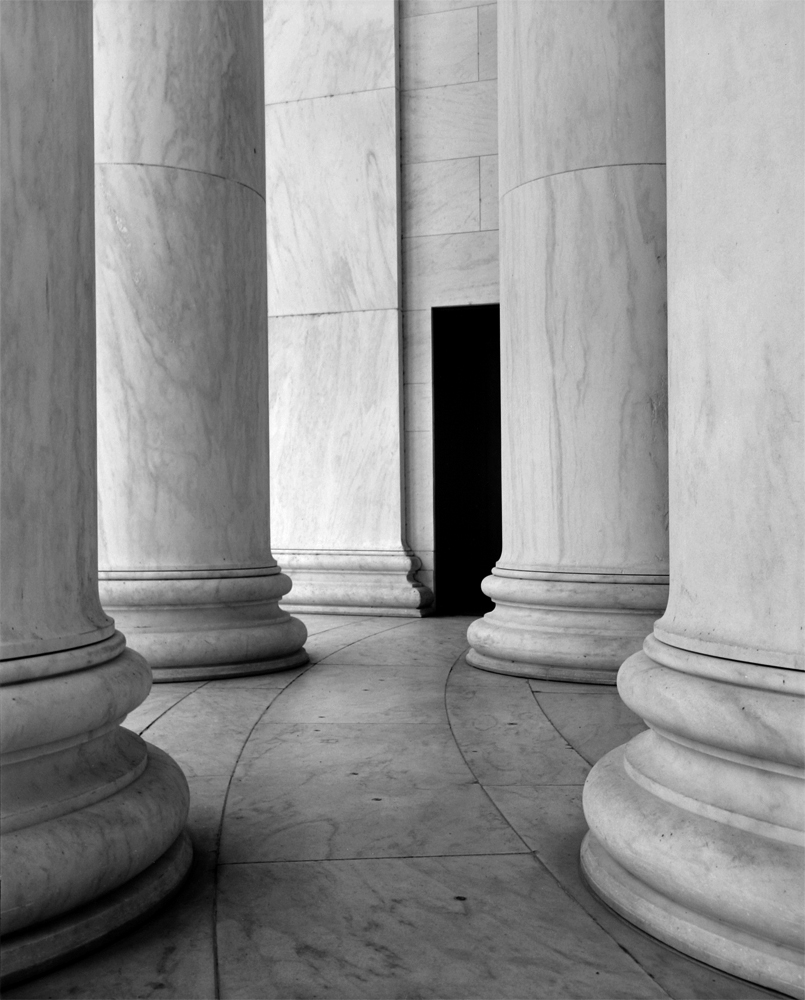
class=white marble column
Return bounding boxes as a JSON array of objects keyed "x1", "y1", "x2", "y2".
[
  {"x1": 0, "y1": 2, "x2": 191, "y2": 985},
  {"x1": 582, "y1": 3, "x2": 804, "y2": 994},
  {"x1": 265, "y1": 1, "x2": 432, "y2": 617},
  {"x1": 467, "y1": 1, "x2": 668, "y2": 683},
  {"x1": 94, "y1": 1, "x2": 307, "y2": 680}
]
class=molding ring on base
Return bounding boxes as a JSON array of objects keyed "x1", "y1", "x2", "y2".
[
  {"x1": 0, "y1": 830, "x2": 193, "y2": 990},
  {"x1": 152, "y1": 647, "x2": 309, "y2": 682},
  {"x1": 580, "y1": 831, "x2": 804, "y2": 999},
  {"x1": 465, "y1": 646, "x2": 619, "y2": 684}
]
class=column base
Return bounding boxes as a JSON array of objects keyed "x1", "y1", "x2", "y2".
[
  {"x1": 99, "y1": 569, "x2": 309, "y2": 681},
  {"x1": 0, "y1": 830, "x2": 192, "y2": 989},
  {"x1": 466, "y1": 570, "x2": 668, "y2": 683},
  {"x1": 581, "y1": 830, "x2": 803, "y2": 999},
  {"x1": 275, "y1": 550, "x2": 434, "y2": 617},
  {"x1": 581, "y1": 639, "x2": 805, "y2": 999}
]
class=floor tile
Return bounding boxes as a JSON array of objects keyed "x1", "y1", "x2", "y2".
[
  {"x1": 211, "y1": 665, "x2": 310, "y2": 689},
  {"x1": 446, "y1": 658, "x2": 590, "y2": 786},
  {"x1": 143, "y1": 686, "x2": 279, "y2": 778},
  {"x1": 263, "y1": 660, "x2": 452, "y2": 724},
  {"x1": 291, "y1": 613, "x2": 372, "y2": 636},
  {"x1": 304, "y1": 619, "x2": 412, "y2": 664},
  {"x1": 216, "y1": 855, "x2": 667, "y2": 999},
  {"x1": 532, "y1": 691, "x2": 647, "y2": 765},
  {"x1": 220, "y1": 723, "x2": 525, "y2": 861},
  {"x1": 319, "y1": 622, "x2": 469, "y2": 666},
  {"x1": 483, "y1": 785, "x2": 783, "y2": 1000},
  {"x1": 122, "y1": 682, "x2": 205, "y2": 735}
]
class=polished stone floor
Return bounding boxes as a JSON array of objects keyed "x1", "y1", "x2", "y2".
[{"x1": 9, "y1": 615, "x2": 786, "y2": 1000}]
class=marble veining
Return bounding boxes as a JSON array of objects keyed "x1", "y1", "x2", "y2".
[
  {"x1": 94, "y1": 1, "x2": 265, "y2": 195},
  {"x1": 95, "y1": 163, "x2": 271, "y2": 571},
  {"x1": 0, "y1": 0, "x2": 110, "y2": 660},
  {"x1": 403, "y1": 230, "x2": 499, "y2": 310},
  {"x1": 268, "y1": 311, "x2": 404, "y2": 551},
  {"x1": 266, "y1": 89, "x2": 399, "y2": 316},
  {"x1": 498, "y1": 165, "x2": 668, "y2": 572},
  {"x1": 402, "y1": 80, "x2": 497, "y2": 163},
  {"x1": 655, "y1": 0, "x2": 803, "y2": 668},
  {"x1": 264, "y1": 0, "x2": 395, "y2": 104},
  {"x1": 403, "y1": 157, "x2": 480, "y2": 237},
  {"x1": 498, "y1": 0, "x2": 665, "y2": 196}
]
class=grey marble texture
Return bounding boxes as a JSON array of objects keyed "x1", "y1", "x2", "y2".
[
  {"x1": 655, "y1": 0, "x2": 803, "y2": 669},
  {"x1": 266, "y1": 88, "x2": 398, "y2": 317},
  {"x1": 0, "y1": 0, "x2": 111, "y2": 660},
  {"x1": 498, "y1": 0, "x2": 665, "y2": 196},
  {"x1": 403, "y1": 229, "x2": 500, "y2": 309},
  {"x1": 268, "y1": 310, "x2": 404, "y2": 552},
  {"x1": 96, "y1": 164, "x2": 272, "y2": 571},
  {"x1": 8, "y1": 616, "x2": 781, "y2": 1000},
  {"x1": 402, "y1": 80, "x2": 497, "y2": 163},
  {"x1": 264, "y1": 0, "x2": 395, "y2": 103},
  {"x1": 94, "y1": 1, "x2": 265, "y2": 194},
  {"x1": 401, "y1": 5, "x2": 479, "y2": 90},
  {"x1": 498, "y1": 164, "x2": 668, "y2": 574}
]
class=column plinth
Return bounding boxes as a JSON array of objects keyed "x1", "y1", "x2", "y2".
[
  {"x1": 468, "y1": 2, "x2": 668, "y2": 682},
  {"x1": 0, "y1": 3, "x2": 191, "y2": 985},
  {"x1": 94, "y1": 2, "x2": 307, "y2": 679}
]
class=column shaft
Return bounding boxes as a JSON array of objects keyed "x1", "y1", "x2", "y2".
[
  {"x1": 467, "y1": 0, "x2": 669, "y2": 683},
  {"x1": 582, "y1": 3, "x2": 804, "y2": 994},
  {"x1": 0, "y1": 3, "x2": 190, "y2": 985},
  {"x1": 94, "y1": 1, "x2": 308, "y2": 679}
]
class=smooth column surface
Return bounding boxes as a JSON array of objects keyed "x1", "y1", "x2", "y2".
[
  {"x1": 582, "y1": 3, "x2": 804, "y2": 995},
  {"x1": 0, "y1": 2, "x2": 191, "y2": 986},
  {"x1": 94, "y1": 2, "x2": 307, "y2": 680},
  {"x1": 467, "y1": 1, "x2": 668, "y2": 683}
]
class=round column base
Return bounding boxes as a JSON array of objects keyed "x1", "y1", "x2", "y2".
[
  {"x1": 152, "y1": 646, "x2": 309, "y2": 682},
  {"x1": 0, "y1": 830, "x2": 193, "y2": 989},
  {"x1": 100, "y1": 571, "x2": 309, "y2": 682},
  {"x1": 466, "y1": 571, "x2": 667, "y2": 683},
  {"x1": 581, "y1": 830, "x2": 804, "y2": 999}
]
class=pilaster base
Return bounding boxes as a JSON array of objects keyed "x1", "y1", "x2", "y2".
[
  {"x1": 99, "y1": 569, "x2": 308, "y2": 681},
  {"x1": 0, "y1": 830, "x2": 192, "y2": 989},
  {"x1": 275, "y1": 550, "x2": 434, "y2": 617},
  {"x1": 466, "y1": 570, "x2": 668, "y2": 683}
]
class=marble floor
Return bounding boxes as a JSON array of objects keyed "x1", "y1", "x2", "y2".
[{"x1": 9, "y1": 615, "x2": 787, "y2": 1000}]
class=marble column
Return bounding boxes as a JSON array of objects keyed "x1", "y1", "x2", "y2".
[
  {"x1": 467, "y1": 1, "x2": 668, "y2": 683},
  {"x1": 265, "y1": 1, "x2": 432, "y2": 617},
  {"x1": 0, "y1": 2, "x2": 191, "y2": 986},
  {"x1": 94, "y1": 1, "x2": 307, "y2": 680},
  {"x1": 582, "y1": 3, "x2": 804, "y2": 995}
]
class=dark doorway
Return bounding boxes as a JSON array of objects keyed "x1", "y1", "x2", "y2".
[{"x1": 432, "y1": 304, "x2": 502, "y2": 615}]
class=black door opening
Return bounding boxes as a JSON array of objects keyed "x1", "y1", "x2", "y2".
[{"x1": 432, "y1": 304, "x2": 502, "y2": 615}]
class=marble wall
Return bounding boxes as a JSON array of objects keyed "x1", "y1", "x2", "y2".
[
  {"x1": 400, "y1": 0, "x2": 500, "y2": 597},
  {"x1": 265, "y1": 0, "x2": 430, "y2": 615}
]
